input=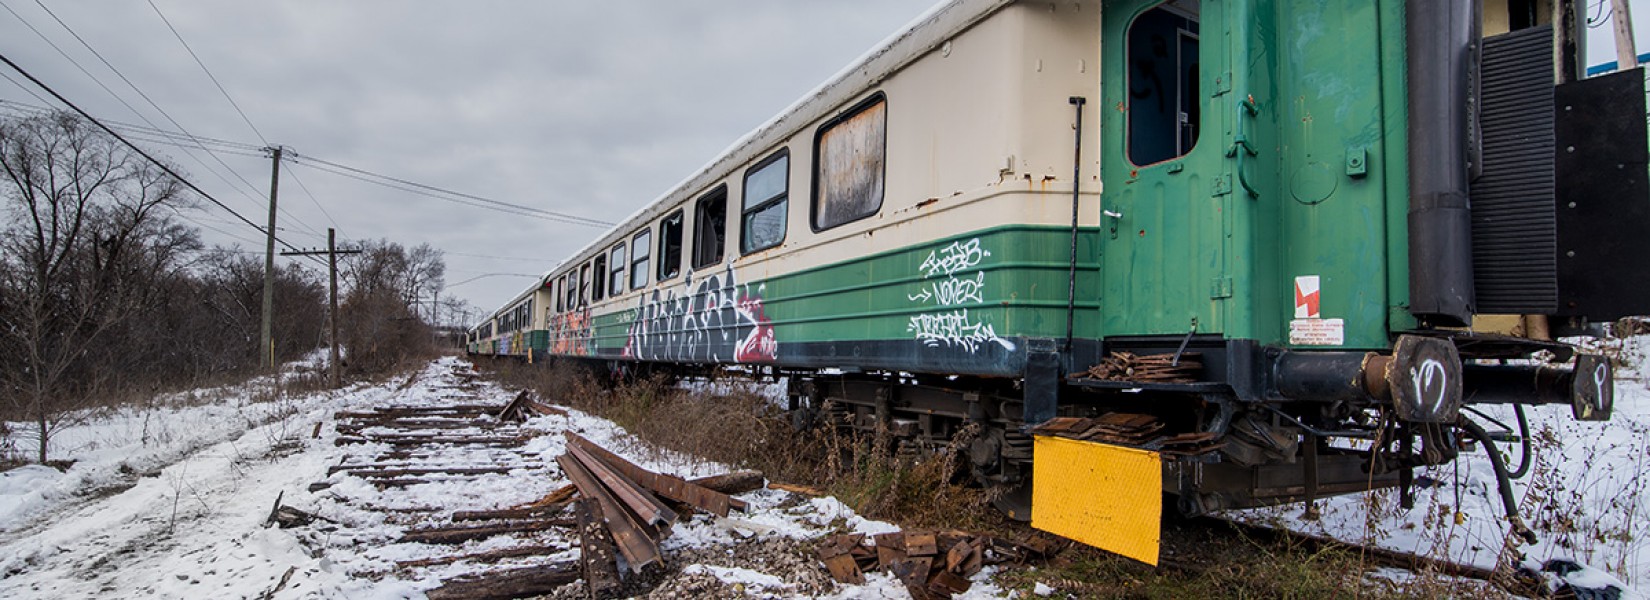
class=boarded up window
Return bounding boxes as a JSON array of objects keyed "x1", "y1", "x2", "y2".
[{"x1": 814, "y1": 97, "x2": 886, "y2": 230}]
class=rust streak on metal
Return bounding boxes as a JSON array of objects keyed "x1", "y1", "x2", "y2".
[
  {"x1": 555, "y1": 453, "x2": 661, "y2": 572},
  {"x1": 565, "y1": 443, "x2": 678, "y2": 528},
  {"x1": 567, "y1": 432, "x2": 745, "y2": 516}
]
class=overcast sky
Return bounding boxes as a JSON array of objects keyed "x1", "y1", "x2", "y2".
[
  {"x1": 1, "y1": 1, "x2": 1643, "y2": 322},
  {"x1": 0, "y1": 1, "x2": 937, "y2": 318}
]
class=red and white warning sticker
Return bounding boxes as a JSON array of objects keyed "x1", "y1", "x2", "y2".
[
  {"x1": 1294, "y1": 275, "x2": 1321, "y2": 319},
  {"x1": 1290, "y1": 275, "x2": 1342, "y2": 345}
]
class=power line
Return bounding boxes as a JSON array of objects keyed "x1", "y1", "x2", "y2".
[
  {"x1": 281, "y1": 159, "x2": 339, "y2": 229},
  {"x1": 445, "y1": 251, "x2": 554, "y2": 263},
  {"x1": 23, "y1": 0, "x2": 329, "y2": 241},
  {"x1": 445, "y1": 272, "x2": 538, "y2": 290},
  {"x1": 0, "y1": 50, "x2": 319, "y2": 262},
  {"x1": 287, "y1": 153, "x2": 615, "y2": 228},
  {"x1": 146, "y1": 0, "x2": 267, "y2": 145}
]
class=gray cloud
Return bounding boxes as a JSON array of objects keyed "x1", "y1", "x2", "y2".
[{"x1": 0, "y1": 0, "x2": 935, "y2": 313}]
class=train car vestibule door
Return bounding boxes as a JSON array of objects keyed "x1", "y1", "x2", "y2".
[{"x1": 1099, "y1": 0, "x2": 1227, "y2": 338}]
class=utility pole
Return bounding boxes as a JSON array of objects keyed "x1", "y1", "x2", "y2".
[
  {"x1": 281, "y1": 230, "x2": 361, "y2": 389},
  {"x1": 261, "y1": 145, "x2": 282, "y2": 370},
  {"x1": 1611, "y1": 0, "x2": 1639, "y2": 70}
]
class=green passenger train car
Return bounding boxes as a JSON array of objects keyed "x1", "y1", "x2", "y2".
[{"x1": 471, "y1": 0, "x2": 1649, "y2": 562}]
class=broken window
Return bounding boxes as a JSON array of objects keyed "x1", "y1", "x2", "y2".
[
  {"x1": 658, "y1": 210, "x2": 683, "y2": 281},
  {"x1": 814, "y1": 96, "x2": 886, "y2": 230},
  {"x1": 742, "y1": 150, "x2": 789, "y2": 253},
  {"x1": 692, "y1": 186, "x2": 727, "y2": 269},
  {"x1": 578, "y1": 264, "x2": 590, "y2": 306}
]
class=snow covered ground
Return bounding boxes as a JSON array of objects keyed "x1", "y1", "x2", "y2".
[
  {"x1": 4, "y1": 340, "x2": 1647, "y2": 598},
  {"x1": 1238, "y1": 335, "x2": 1650, "y2": 596},
  {"x1": 0, "y1": 357, "x2": 1006, "y2": 599}
]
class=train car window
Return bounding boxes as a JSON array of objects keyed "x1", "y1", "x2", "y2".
[
  {"x1": 1126, "y1": 3, "x2": 1200, "y2": 166},
  {"x1": 609, "y1": 244, "x2": 626, "y2": 295},
  {"x1": 566, "y1": 272, "x2": 578, "y2": 310},
  {"x1": 631, "y1": 229, "x2": 652, "y2": 289},
  {"x1": 658, "y1": 210, "x2": 683, "y2": 281},
  {"x1": 555, "y1": 276, "x2": 565, "y2": 313},
  {"x1": 692, "y1": 186, "x2": 728, "y2": 269},
  {"x1": 578, "y1": 264, "x2": 591, "y2": 306},
  {"x1": 592, "y1": 255, "x2": 607, "y2": 300},
  {"x1": 813, "y1": 95, "x2": 886, "y2": 231},
  {"x1": 742, "y1": 150, "x2": 789, "y2": 254}
]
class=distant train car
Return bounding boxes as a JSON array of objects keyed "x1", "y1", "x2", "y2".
[{"x1": 473, "y1": 0, "x2": 1648, "y2": 563}]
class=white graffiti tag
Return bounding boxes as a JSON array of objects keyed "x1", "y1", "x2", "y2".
[
  {"x1": 919, "y1": 238, "x2": 991, "y2": 278},
  {"x1": 908, "y1": 309, "x2": 1011, "y2": 353},
  {"x1": 1410, "y1": 358, "x2": 1449, "y2": 417},
  {"x1": 907, "y1": 238, "x2": 1013, "y2": 353}
]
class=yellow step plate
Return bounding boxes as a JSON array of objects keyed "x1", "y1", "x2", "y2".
[{"x1": 1030, "y1": 435, "x2": 1161, "y2": 565}]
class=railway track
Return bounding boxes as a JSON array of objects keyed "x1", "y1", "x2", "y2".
[{"x1": 300, "y1": 363, "x2": 585, "y2": 598}]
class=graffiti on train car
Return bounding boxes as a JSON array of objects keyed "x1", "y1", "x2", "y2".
[
  {"x1": 551, "y1": 308, "x2": 593, "y2": 356},
  {"x1": 624, "y1": 265, "x2": 776, "y2": 363},
  {"x1": 907, "y1": 238, "x2": 1014, "y2": 353}
]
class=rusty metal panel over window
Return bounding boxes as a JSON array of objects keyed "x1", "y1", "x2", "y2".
[{"x1": 813, "y1": 97, "x2": 886, "y2": 230}]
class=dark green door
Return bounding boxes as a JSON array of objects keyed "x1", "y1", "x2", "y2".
[{"x1": 1099, "y1": 0, "x2": 1231, "y2": 338}]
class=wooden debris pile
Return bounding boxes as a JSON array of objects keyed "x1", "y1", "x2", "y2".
[
  {"x1": 1079, "y1": 351, "x2": 1203, "y2": 383},
  {"x1": 1029, "y1": 414, "x2": 1225, "y2": 455},
  {"x1": 496, "y1": 390, "x2": 567, "y2": 422},
  {"x1": 817, "y1": 530, "x2": 1055, "y2": 599}
]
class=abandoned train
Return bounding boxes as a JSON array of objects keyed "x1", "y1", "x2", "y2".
[{"x1": 468, "y1": 0, "x2": 1649, "y2": 563}]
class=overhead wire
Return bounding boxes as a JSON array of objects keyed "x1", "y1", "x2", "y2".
[
  {"x1": 287, "y1": 153, "x2": 615, "y2": 228},
  {"x1": 0, "y1": 50, "x2": 325, "y2": 267},
  {"x1": 0, "y1": 2, "x2": 297, "y2": 239},
  {"x1": 146, "y1": 0, "x2": 267, "y2": 146},
  {"x1": 21, "y1": 0, "x2": 330, "y2": 242}
]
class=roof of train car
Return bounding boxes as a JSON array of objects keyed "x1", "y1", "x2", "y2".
[{"x1": 532, "y1": 0, "x2": 1011, "y2": 286}]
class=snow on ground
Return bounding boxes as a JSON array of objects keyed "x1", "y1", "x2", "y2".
[
  {"x1": 1237, "y1": 335, "x2": 1650, "y2": 595},
  {"x1": 0, "y1": 357, "x2": 1008, "y2": 599}
]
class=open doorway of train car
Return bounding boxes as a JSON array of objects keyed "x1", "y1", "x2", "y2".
[{"x1": 1099, "y1": 0, "x2": 1228, "y2": 339}]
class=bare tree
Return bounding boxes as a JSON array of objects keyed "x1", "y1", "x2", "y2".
[
  {"x1": 0, "y1": 113, "x2": 194, "y2": 463},
  {"x1": 339, "y1": 239, "x2": 446, "y2": 374}
]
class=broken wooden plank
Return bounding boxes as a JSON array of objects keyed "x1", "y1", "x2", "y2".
[
  {"x1": 451, "y1": 503, "x2": 571, "y2": 522},
  {"x1": 343, "y1": 466, "x2": 522, "y2": 478},
  {"x1": 767, "y1": 482, "x2": 825, "y2": 496},
  {"x1": 423, "y1": 562, "x2": 579, "y2": 600},
  {"x1": 573, "y1": 499, "x2": 622, "y2": 598},
  {"x1": 567, "y1": 433, "x2": 745, "y2": 516},
  {"x1": 328, "y1": 462, "x2": 537, "y2": 476},
  {"x1": 334, "y1": 435, "x2": 525, "y2": 447},
  {"x1": 394, "y1": 543, "x2": 569, "y2": 569},
  {"x1": 398, "y1": 519, "x2": 575, "y2": 545}
]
